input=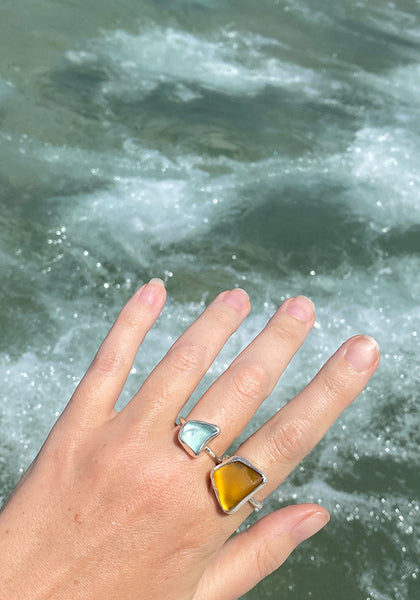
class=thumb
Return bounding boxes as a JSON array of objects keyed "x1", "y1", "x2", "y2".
[{"x1": 195, "y1": 504, "x2": 330, "y2": 600}]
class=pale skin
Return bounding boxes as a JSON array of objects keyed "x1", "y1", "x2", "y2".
[{"x1": 0, "y1": 279, "x2": 380, "y2": 600}]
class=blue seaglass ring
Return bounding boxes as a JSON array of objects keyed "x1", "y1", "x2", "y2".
[{"x1": 177, "y1": 417, "x2": 220, "y2": 457}]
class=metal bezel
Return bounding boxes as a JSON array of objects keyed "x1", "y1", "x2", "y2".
[
  {"x1": 177, "y1": 418, "x2": 221, "y2": 457},
  {"x1": 210, "y1": 456, "x2": 267, "y2": 514}
]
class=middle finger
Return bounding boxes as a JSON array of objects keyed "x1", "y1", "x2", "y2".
[{"x1": 185, "y1": 296, "x2": 315, "y2": 456}]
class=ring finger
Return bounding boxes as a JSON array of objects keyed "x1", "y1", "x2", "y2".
[{"x1": 185, "y1": 295, "x2": 315, "y2": 456}]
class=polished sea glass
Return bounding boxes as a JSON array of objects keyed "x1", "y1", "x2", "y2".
[
  {"x1": 211, "y1": 457, "x2": 266, "y2": 513},
  {"x1": 178, "y1": 419, "x2": 220, "y2": 456}
]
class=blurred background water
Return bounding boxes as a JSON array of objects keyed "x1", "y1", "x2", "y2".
[{"x1": 1, "y1": 0, "x2": 419, "y2": 598}]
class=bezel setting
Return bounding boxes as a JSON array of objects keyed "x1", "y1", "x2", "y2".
[
  {"x1": 210, "y1": 456, "x2": 267, "y2": 514},
  {"x1": 177, "y1": 418, "x2": 221, "y2": 457}
]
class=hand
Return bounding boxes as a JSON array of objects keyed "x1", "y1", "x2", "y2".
[{"x1": 0, "y1": 280, "x2": 380, "y2": 600}]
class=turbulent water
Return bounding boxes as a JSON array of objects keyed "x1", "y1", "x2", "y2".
[{"x1": 1, "y1": 1, "x2": 420, "y2": 598}]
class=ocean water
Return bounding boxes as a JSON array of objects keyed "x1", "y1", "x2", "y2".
[{"x1": 1, "y1": 0, "x2": 419, "y2": 598}]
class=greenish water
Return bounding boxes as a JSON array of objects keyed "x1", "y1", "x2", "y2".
[{"x1": 1, "y1": 1, "x2": 419, "y2": 598}]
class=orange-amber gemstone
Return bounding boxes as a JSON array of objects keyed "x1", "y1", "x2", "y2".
[{"x1": 211, "y1": 457, "x2": 266, "y2": 513}]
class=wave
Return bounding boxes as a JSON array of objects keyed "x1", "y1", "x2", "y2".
[{"x1": 65, "y1": 26, "x2": 316, "y2": 101}]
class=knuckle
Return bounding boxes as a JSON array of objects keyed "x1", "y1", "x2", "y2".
[
  {"x1": 254, "y1": 543, "x2": 277, "y2": 581},
  {"x1": 166, "y1": 342, "x2": 208, "y2": 376},
  {"x1": 269, "y1": 419, "x2": 309, "y2": 464},
  {"x1": 268, "y1": 316, "x2": 299, "y2": 345},
  {"x1": 118, "y1": 305, "x2": 145, "y2": 331},
  {"x1": 230, "y1": 362, "x2": 268, "y2": 405},
  {"x1": 206, "y1": 306, "x2": 235, "y2": 330},
  {"x1": 93, "y1": 347, "x2": 126, "y2": 375},
  {"x1": 320, "y1": 369, "x2": 348, "y2": 404}
]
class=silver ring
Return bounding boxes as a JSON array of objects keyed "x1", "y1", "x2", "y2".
[{"x1": 177, "y1": 418, "x2": 267, "y2": 514}]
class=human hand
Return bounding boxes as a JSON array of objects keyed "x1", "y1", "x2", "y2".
[{"x1": 0, "y1": 280, "x2": 380, "y2": 600}]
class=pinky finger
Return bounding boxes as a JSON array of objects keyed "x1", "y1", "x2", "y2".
[{"x1": 195, "y1": 505, "x2": 329, "y2": 600}]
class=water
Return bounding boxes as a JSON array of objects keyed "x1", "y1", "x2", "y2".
[{"x1": 1, "y1": 0, "x2": 419, "y2": 598}]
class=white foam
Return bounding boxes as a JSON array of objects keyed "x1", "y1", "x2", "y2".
[
  {"x1": 66, "y1": 26, "x2": 318, "y2": 101},
  {"x1": 310, "y1": 59, "x2": 420, "y2": 230}
]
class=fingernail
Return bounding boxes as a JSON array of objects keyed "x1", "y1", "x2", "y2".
[
  {"x1": 285, "y1": 296, "x2": 315, "y2": 323},
  {"x1": 344, "y1": 335, "x2": 380, "y2": 372},
  {"x1": 293, "y1": 511, "x2": 330, "y2": 544},
  {"x1": 222, "y1": 288, "x2": 249, "y2": 312},
  {"x1": 138, "y1": 278, "x2": 165, "y2": 305}
]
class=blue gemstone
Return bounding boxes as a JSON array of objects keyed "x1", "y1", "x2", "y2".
[{"x1": 178, "y1": 420, "x2": 220, "y2": 456}]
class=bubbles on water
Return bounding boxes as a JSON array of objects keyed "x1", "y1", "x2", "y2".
[{"x1": 345, "y1": 125, "x2": 420, "y2": 229}]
